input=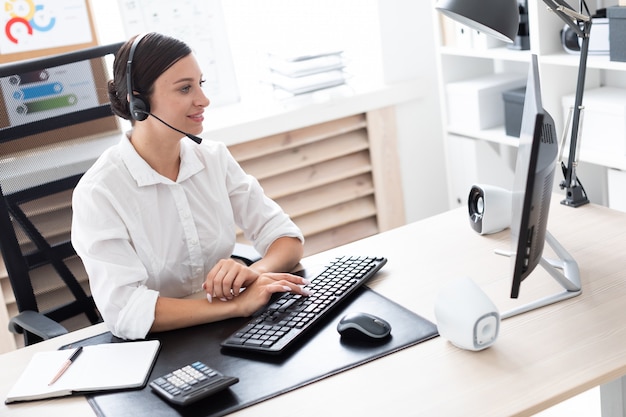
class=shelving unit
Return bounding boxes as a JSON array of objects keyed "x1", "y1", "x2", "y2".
[{"x1": 432, "y1": 0, "x2": 626, "y2": 210}]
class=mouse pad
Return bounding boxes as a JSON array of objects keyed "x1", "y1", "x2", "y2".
[{"x1": 79, "y1": 286, "x2": 438, "y2": 417}]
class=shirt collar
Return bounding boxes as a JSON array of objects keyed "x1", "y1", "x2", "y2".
[{"x1": 120, "y1": 131, "x2": 204, "y2": 187}]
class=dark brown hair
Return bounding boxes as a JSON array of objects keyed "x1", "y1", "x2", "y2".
[{"x1": 108, "y1": 32, "x2": 192, "y2": 121}]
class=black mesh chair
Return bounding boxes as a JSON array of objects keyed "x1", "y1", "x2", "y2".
[{"x1": 0, "y1": 43, "x2": 122, "y2": 346}]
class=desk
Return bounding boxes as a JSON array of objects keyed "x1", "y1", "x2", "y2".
[{"x1": 1, "y1": 200, "x2": 625, "y2": 416}]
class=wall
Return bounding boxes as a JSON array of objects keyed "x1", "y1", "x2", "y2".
[
  {"x1": 89, "y1": 0, "x2": 448, "y2": 222},
  {"x1": 377, "y1": 1, "x2": 448, "y2": 222}
]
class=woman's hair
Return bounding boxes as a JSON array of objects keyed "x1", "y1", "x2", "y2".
[{"x1": 108, "y1": 32, "x2": 192, "y2": 121}]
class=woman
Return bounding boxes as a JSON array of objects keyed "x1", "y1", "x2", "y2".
[{"x1": 72, "y1": 32, "x2": 308, "y2": 340}]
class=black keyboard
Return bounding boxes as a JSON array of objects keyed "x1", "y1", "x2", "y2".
[{"x1": 221, "y1": 255, "x2": 387, "y2": 354}]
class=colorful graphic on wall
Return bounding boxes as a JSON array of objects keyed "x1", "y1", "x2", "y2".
[
  {"x1": 1, "y1": 0, "x2": 93, "y2": 54},
  {"x1": 0, "y1": 60, "x2": 98, "y2": 128}
]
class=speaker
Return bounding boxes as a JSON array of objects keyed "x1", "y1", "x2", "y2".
[
  {"x1": 434, "y1": 276, "x2": 500, "y2": 351},
  {"x1": 468, "y1": 184, "x2": 512, "y2": 235},
  {"x1": 126, "y1": 33, "x2": 150, "y2": 121}
]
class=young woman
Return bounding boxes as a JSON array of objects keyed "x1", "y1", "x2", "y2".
[{"x1": 72, "y1": 32, "x2": 308, "y2": 340}]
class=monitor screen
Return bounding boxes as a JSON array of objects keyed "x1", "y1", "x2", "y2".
[{"x1": 509, "y1": 54, "x2": 558, "y2": 298}]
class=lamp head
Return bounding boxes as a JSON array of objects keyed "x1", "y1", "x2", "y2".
[{"x1": 436, "y1": 0, "x2": 520, "y2": 43}]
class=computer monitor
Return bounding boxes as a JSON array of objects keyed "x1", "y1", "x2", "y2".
[{"x1": 501, "y1": 54, "x2": 581, "y2": 319}]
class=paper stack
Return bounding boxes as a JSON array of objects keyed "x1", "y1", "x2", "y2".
[{"x1": 267, "y1": 50, "x2": 347, "y2": 95}]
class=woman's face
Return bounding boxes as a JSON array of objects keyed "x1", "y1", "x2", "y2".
[{"x1": 148, "y1": 54, "x2": 210, "y2": 137}]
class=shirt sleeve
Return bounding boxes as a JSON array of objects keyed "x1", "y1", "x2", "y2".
[
  {"x1": 71, "y1": 178, "x2": 158, "y2": 340},
  {"x1": 220, "y1": 143, "x2": 304, "y2": 255}
]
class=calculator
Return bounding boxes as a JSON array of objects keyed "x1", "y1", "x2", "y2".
[{"x1": 149, "y1": 361, "x2": 239, "y2": 406}]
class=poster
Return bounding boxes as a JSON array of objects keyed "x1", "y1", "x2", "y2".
[
  {"x1": 1, "y1": 0, "x2": 93, "y2": 55},
  {"x1": 0, "y1": 60, "x2": 98, "y2": 129}
]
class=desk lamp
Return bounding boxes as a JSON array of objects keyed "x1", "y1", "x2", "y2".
[{"x1": 436, "y1": 0, "x2": 592, "y2": 207}]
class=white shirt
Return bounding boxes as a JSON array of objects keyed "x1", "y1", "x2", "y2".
[{"x1": 71, "y1": 133, "x2": 303, "y2": 340}]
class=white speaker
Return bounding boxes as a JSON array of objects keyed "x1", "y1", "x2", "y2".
[
  {"x1": 468, "y1": 184, "x2": 512, "y2": 235},
  {"x1": 434, "y1": 276, "x2": 500, "y2": 351}
]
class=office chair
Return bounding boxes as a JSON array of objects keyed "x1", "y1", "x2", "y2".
[
  {"x1": 0, "y1": 176, "x2": 101, "y2": 346},
  {"x1": 0, "y1": 43, "x2": 123, "y2": 346}
]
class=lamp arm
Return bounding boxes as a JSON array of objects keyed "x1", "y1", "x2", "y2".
[
  {"x1": 540, "y1": 0, "x2": 592, "y2": 207},
  {"x1": 559, "y1": 21, "x2": 591, "y2": 207},
  {"x1": 542, "y1": 0, "x2": 590, "y2": 37}
]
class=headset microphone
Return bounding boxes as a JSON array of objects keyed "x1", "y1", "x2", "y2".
[{"x1": 141, "y1": 111, "x2": 203, "y2": 144}]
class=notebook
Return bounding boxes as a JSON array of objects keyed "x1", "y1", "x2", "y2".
[{"x1": 5, "y1": 340, "x2": 160, "y2": 404}]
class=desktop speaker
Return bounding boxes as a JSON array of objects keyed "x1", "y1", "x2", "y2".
[
  {"x1": 434, "y1": 276, "x2": 500, "y2": 351},
  {"x1": 468, "y1": 184, "x2": 512, "y2": 235}
]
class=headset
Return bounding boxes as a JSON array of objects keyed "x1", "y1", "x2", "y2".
[{"x1": 126, "y1": 33, "x2": 150, "y2": 121}]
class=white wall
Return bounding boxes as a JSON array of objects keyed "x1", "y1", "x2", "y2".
[
  {"x1": 88, "y1": 0, "x2": 448, "y2": 222},
  {"x1": 377, "y1": 1, "x2": 449, "y2": 222}
]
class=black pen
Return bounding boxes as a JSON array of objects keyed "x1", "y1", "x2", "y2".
[{"x1": 48, "y1": 346, "x2": 83, "y2": 386}]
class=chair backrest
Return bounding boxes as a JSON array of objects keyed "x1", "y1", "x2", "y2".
[{"x1": 0, "y1": 43, "x2": 123, "y2": 343}]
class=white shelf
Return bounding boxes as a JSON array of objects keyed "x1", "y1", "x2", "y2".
[
  {"x1": 434, "y1": 0, "x2": 626, "y2": 208},
  {"x1": 541, "y1": 52, "x2": 626, "y2": 71},
  {"x1": 439, "y1": 46, "x2": 532, "y2": 62},
  {"x1": 447, "y1": 125, "x2": 521, "y2": 146}
]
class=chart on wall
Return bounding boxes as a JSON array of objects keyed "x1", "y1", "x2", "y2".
[
  {"x1": 116, "y1": 0, "x2": 240, "y2": 107},
  {"x1": 0, "y1": 60, "x2": 99, "y2": 129},
  {"x1": 0, "y1": 0, "x2": 93, "y2": 55}
]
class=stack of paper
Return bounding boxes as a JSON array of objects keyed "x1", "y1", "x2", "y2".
[{"x1": 267, "y1": 50, "x2": 347, "y2": 95}]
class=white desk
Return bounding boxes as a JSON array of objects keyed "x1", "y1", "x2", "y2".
[{"x1": 2, "y1": 199, "x2": 626, "y2": 416}]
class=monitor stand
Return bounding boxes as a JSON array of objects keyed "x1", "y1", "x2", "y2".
[{"x1": 495, "y1": 230, "x2": 582, "y2": 319}]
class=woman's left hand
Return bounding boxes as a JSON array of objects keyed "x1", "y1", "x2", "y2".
[{"x1": 203, "y1": 258, "x2": 260, "y2": 302}]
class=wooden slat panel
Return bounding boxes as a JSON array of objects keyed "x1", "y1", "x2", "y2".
[
  {"x1": 18, "y1": 190, "x2": 72, "y2": 216},
  {"x1": 293, "y1": 195, "x2": 377, "y2": 237},
  {"x1": 14, "y1": 213, "x2": 72, "y2": 249},
  {"x1": 302, "y1": 217, "x2": 379, "y2": 257},
  {"x1": 275, "y1": 173, "x2": 374, "y2": 218},
  {"x1": 2, "y1": 256, "x2": 88, "y2": 307},
  {"x1": 260, "y1": 150, "x2": 372, "y2": 199},
  {"x1": 366, "y1": 106, "x2": 405, "y2": 230},
  {"x1": 239, "y1": 129, "x2": 369, "y2": 180},
  {"x1": 228, "y1": 114, "x2": 367, "y2": 162}
]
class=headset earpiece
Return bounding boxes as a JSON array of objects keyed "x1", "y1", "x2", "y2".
[
  {"x1": 126, "y1": 33, "x2": 150, "y2": 121},
  {"x1": 129, "y1": 93, "x2": 149, "y2": 121}
]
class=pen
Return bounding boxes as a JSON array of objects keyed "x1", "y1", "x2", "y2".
[{"x1": 48, "y1": 346, "x2": 83, "y2": 386}]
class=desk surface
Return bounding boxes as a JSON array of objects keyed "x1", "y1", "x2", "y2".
[{"x1": 2, "y1": 200, "x2": 626, "y2": 417}]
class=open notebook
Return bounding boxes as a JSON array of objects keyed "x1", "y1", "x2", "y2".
[{"x1": 5, "y1": 340, "x2": 160, "y2": 404}]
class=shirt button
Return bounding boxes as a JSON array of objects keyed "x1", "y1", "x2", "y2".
[{"x1": 190, "y1": 239, "x2": 198, "y2": 245}]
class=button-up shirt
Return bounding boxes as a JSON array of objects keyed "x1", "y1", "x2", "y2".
[{"x1": 71, "y1": 133, "x2": 303, "y2": 339}]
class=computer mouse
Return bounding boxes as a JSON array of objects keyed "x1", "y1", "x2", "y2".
[{"x1": 337, "y1": 312, "x2": 391, "y2": 341}]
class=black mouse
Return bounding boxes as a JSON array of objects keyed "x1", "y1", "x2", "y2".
[{"x1": 337, "y1": 312, "x2": 392, "y2": 341}]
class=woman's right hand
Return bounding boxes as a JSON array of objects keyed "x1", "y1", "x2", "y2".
[{"x1": 230, "y1": 272, "x2": 312, "y2": 317}]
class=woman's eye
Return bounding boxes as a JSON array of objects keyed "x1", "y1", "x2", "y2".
[{"x1": 199, "y1": 79, "x2": 206, "y2": 87}]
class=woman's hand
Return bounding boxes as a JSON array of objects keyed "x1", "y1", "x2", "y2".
[
  {"x1": 203, "y1": 258, "x2": 259, "y2": 302},
  {"x1": 230, "y1": 272, "x2": 312, "y2": 317}
]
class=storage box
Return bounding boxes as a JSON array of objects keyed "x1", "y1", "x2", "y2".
[
  {"x1": 562, "y1": 87, "x2": 626, "y2": 156},
  {"x1": 446, "y1": 74, "x2": 526, "y2": 131},
  {"x1": 502, "y1": 87, "x2": 526, "y2": 137},
  {"x1": 608, "y1": 6, "x2": 626, "y2": 62}
]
